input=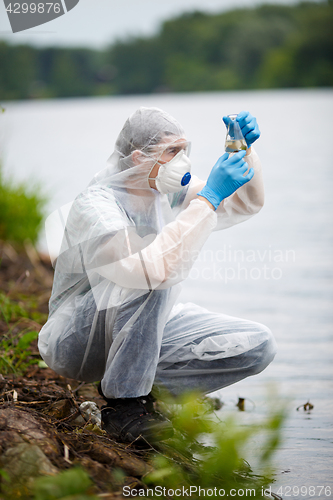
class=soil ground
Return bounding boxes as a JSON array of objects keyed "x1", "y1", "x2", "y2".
[{"x1": 0, "y1": 242, "x2": 153, "y2": 498}]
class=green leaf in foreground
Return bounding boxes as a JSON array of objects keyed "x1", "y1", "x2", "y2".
[
  {"x1": 144, "y1": 392, "x2": 286, "y2": 499},
  {"x1": 33, "y1": 468, "x2": 98, "y2": 500}
]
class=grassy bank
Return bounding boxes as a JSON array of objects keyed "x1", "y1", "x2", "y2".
[{"x1": 0, "y1": 164, "x2": 46, "y2": 248}]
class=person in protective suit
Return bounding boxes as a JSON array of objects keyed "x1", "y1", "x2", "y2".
[{"x1": 38, "y1": 107, "x2": 277, "y2": 444}]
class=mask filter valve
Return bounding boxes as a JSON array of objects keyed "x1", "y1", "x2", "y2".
[{"x1": 181, "y1": 172, "x2": 191, "y2": 186}]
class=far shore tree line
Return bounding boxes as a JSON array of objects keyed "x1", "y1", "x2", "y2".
[{"x1": 0, "y1": 1, "x2": 332, "y2": 100}]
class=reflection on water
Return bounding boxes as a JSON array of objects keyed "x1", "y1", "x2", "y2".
[{"x1": 1, "y1": 89, "x2": 332, "y2": 497}]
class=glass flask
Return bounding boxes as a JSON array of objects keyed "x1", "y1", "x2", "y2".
[{"x1": 224, "y1": 114, "x2": 247, "y2": 153}]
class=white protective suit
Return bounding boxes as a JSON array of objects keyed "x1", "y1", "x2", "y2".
[{"x1": 38, "y1": 107, "x2": 276, "y2": 399}]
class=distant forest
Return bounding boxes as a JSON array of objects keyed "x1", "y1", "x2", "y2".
[{"x1": 0, "y1": 1, "x2": 332, "y2": 100}]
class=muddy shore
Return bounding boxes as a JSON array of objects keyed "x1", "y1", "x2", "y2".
[{"x1": 0, "y1": 242, "x2": 155, "y2": 498}]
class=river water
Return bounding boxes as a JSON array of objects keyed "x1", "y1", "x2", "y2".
[{"x1": 1, "y1": 89, "x2": 332, "y2": 498}]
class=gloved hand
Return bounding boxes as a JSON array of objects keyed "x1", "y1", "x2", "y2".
[
  {"x1": 223, "y1": 111, "x2": 260, "y2": 147},
  {"x1": 197, "y1": 150, "x2": 254, "y2": 210}
]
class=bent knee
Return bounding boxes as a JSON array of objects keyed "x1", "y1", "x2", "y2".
[
  {"x1": 40, "y1": 332, "x2": 106, "y2": 383},
  {"x1": 252, "y1": 324, "x2": 277, "y2": 374}
]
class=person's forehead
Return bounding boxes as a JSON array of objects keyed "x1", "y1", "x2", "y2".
[{"x1": 163, "y1": 136, "x2": 187, "y2": 145}]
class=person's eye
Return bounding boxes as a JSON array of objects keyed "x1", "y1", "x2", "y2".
[{"x1": 167, "y1": 147, "x2": 180, "y2": 155}]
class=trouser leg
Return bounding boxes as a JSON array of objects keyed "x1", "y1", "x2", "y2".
[
  {"x1": 155, "y1": 302, "x2": 277, "y2": 396},
  {"x1": 47, "y1": 289, "x2": 107, "y2": 382},
  {"x1": 50, "y1": 287, "x2": 175, "y2": 398},
  {"x1": 101, "y1": 288, "x2": 175, "y2": 399}
]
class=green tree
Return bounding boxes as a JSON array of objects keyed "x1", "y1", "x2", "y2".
[
  {"x1": 0, "y1": 1, "x2": 332, "y2": 98},
  {"x1": 258, "y1": 2, "x2": 333, "y2": 87},
  {"x1": 0, "y1": 43, "x2": 37, "y2": 99},
  {"x1": 106, "y1": 37, "x2": 164, "y2": 94}
]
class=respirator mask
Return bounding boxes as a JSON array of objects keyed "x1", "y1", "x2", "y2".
[{"x1": 149, "y1": 150, "x2": 192, "y2": 195}]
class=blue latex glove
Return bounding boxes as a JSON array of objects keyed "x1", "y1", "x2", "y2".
[
  {"x1": 197, "y1": 150, "x2": 254, "y2": 210},
  {"x1": 223, "y1": 111, "x2": 260, "y2": 147}
]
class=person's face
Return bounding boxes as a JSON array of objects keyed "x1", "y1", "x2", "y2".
[{"x1": 148, "y1": 138, "x2": 189, "y2": 189}]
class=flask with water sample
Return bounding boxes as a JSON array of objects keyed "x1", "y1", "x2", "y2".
[{"x1": 224, "y1": 114, "x2": 247, "y2": 153}]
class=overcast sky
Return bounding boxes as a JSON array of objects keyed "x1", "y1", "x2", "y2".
[{"x1": 0, "y1": 0, "x2": 322, "y2": 49}]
